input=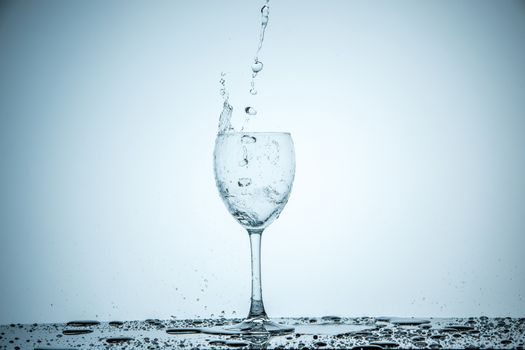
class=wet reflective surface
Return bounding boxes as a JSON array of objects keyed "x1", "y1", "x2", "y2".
[{"x1": 1, "y1": 317, "x2": 524, "y2": 349}]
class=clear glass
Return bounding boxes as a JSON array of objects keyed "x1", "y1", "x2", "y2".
[{"x1": 213, "y1": 132, "x2": 295, "y2": 335}]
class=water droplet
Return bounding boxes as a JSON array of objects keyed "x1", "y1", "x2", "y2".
[
  {"x1": 245, "y1": 107, "x2": 257, "y2": 115},
  {"x1": 261, "y1": 5, "x2": 269, "y2": 16},
  {"x1": 375, "y1": 316, "x2": 391, "y2": 322},
  {"x1": 66, "y1": 321, "x2": 100, "y2": 327},
  {"x1": 431, "y1": 335, "x2": 447, "y2": 340},
  {"x1": 106, "y1": 337, "x2": 134, "y2": 344},
  {"x1": 209, "y1": 340, "x2": 226, "y2": 346},
  {"x1": 252, "y1": 60, "x2": 263, "y2": 73},
  {"x1": 225, "y1": 340, "x2": 250, "y2": 347},
  {"x1": 322, "y1": 316, "x2": 342, "y2": 322},
  {"x1": 447, "y1": 325, "x2": 475, "y2": 332},
  {"x1": 62, "y1": 329, "x2": 93, "y2": 335},
  {"x1": 238, "y1": 178, "x2": 252, "y2": 187},
  {"x1": 250, "y1": 88, "x2": 257, "y2": 95},
  {"x1": 145, "y1": 319, "x2": 163, "y2": 325},
  {"x1": 166, "y1": 328, "x2": 202, "y2": 335},
  {"x1": 370, "y1": 341, "x2": 400, "y2": 348},
  {"x1": 390, "y1": 318, "x2": 430, "y2": 326}
]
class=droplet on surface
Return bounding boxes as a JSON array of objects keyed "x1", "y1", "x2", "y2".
[
  {"x1": 166, "y1": 328, "x2": 202, "y2": 335},
  {"x1": 106, "y1": 337, "x2": 134, "y2": 344},
  {"x1": 66, "y1": 320, "x2": 100, "y2": 327},
  {"x1": 447, "y1": 325, "x2": 475, "y2": 332},
  {"x1": 209, "y1": 340, "x2": 226, "y2": 346},
  {"x1": 62, "y1": 329, "x2": 93, "y2": 335},
  {"x1": 390, "y1": 318, "x2": 430, "y2": 326},
  {"x1": 370, "y1": 340, "x2": 400, "y2": 348},
  {"x1": 225, "y1": 340, "x2": 250, "y2": 347},
  {"x1": 7, "y1": 317, "x2": 525, "y2": 349},
  {"x1": 322, "y1": 316, "x2": 342, "y2": 322},
  {"x1": 145, "y1": 319, "x2": 163, "y2": 326}
]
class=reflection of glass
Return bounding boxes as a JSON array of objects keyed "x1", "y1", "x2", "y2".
[{"x1": 214, "y1": 132, "x2": 296, "y2": 335}]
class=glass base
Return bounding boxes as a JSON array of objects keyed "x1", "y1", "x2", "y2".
[
  {"x1": 203, "y1": 317, "x2": 294, "y2": 336},
  {"x1": 227, "y1": 317, "x2": 294, "y2": 335}
]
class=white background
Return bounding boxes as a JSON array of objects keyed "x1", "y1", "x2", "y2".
[{"x1": 0, "y1": 0, "x2": 524, "y2": 323}]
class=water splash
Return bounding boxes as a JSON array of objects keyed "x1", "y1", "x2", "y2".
[
  {"x1": 250, "y1": 1, "x2": 270, "y2": 96},
  {"x1": 218, "y1": 0, "x2": 272, "y2": 134}
]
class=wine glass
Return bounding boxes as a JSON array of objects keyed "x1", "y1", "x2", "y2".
[{"x1": 213, "y1": 131, "x2": 295, "y2": 335}]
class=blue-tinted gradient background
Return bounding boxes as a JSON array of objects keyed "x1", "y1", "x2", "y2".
[{"x1": 1, "y1": 0, "x2": 524, "y2": 323}]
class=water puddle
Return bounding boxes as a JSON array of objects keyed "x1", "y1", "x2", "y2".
[{"x1": 0, "y1": 317, "x2": 523, "y2": 349}]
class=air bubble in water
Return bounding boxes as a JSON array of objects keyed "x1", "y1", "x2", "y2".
[
  {"x1": 238, "y1": 178, "x2": 252, "y2": 187},
  {"x1": 264, "y1": 186, "x2": 280, "y2": 201},
  {"x1": 239, "y1": 145, "x2": 248, "y2": 166},
  {"x1": 241, "y1": 135, "x2": 257, "y2": 144},
  {"x1": 245, "y1": 107, "x2": 257, "y2": 115},
  {"x1": 252, "y1": 60, "x2": 263, "y2": 73}
]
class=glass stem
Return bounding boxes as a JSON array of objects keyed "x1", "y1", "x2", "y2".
[{"x1": 247, "y1": 229, "x2": 268, "y2": 320}]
